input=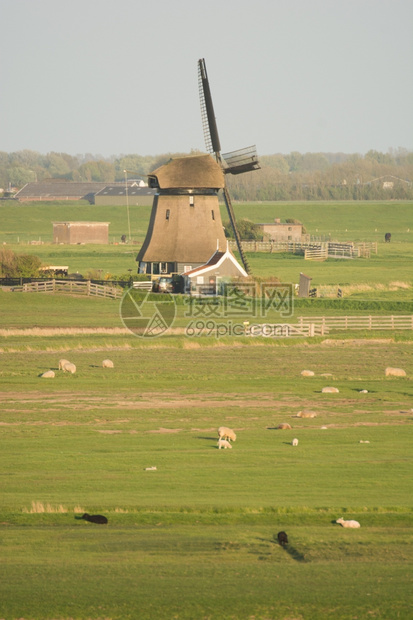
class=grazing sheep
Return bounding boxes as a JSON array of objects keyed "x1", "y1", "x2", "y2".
[
  {"x1": 359, "y1": 389, "x2": 368, "y2": 393},
  {"x1": 218, "y1": 439, "x2": 232, "y2": 450},
  {"x1": 296, "y1": 410, "x2": 317, "y2": 419},
  {"x1": 385, "y1": 367, "x2": 406, "y2": 377},
  {"x1": 81, "y1": 513, "x2": 108, "y2": 524},
  {"x1": 277, "y1": 423, "x2": 292, "y2": 430},
  {"x1": 359, "y1": 440, "x2": 370, "y2": 444},
  {"x1": 218, "y1": 426, "x2": 236, "y2": 442},
  {"x1": 292, "y1": 438, "x2": 299, "y2": 446},
  {"x1": 58, "y1": 358, "x2": 71, "y2": 370},
  {"x1": 322, "y1": 387, "x2": 339, "y2": 393},
  {"x1": 301, "y1": 370, "x2": 315, "y2": 377},
  {"x1": 102, "y1": 359, "x2": 114, "y2": 368},
  {"x1": 336, "y1": 517, "x2": 360, "y2": 528},
  {"x1": 62, "y1": 362, "x2": 76, "y2": 374},
  {"x1": 40, "y1": 370, "x2": 55, "y2": 379},
  {"x1": 277, "y1": 531, "x2": 288, "y2": 546}
]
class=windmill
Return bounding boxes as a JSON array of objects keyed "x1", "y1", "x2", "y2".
[{"x1": 198, "y1": 58, "x2": 260, "y2": 275}]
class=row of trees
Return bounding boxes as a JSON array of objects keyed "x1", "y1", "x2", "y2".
[{"x1": 1, "y1": 148, "x2": 412, "y2": 201}]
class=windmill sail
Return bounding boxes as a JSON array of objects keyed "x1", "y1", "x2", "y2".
[{"x1": 198, "y1": 58, "x2": 260, "y2": 275}]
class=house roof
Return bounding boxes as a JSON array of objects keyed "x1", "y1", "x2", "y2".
[
  {"x1": 184, "y1": 246, "x2": 248, "y2": 278},
  {"x1": 15, "y1": 181, "x2": 116, "y2": 200},
  {"x1": 95, "y1": 186, "x2": 155, "y2": 198},
  {"x1": 149, "y1": 154, "x2": 225, "y2": 190}
]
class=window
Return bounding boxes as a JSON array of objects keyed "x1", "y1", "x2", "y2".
[
  {"x1": 160, "y1": 262, "x2": 168, "y2": 273},
  {"x1": 189, "y1": 195, "x2": 194, "y2": 207},
  {"x1": 211, "y1": 210, "x2": 215, "y2": 220},
  {"x1": 166, "y1": 209, "x2": 170, "y2": 220}
]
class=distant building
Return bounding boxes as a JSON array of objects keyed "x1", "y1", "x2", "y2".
[
  {"x1": 257, "y1": 218, "x2": 303, "y2": 242},
  {"x1": 53, "y1": 221, "x2": 109, "y2": 244},
  {"x1": 94, "y1": 183, "x2": 155, "y2": 206},
  {"x1": 15, "y1": 181, "x2": 114, "y2": 203},
  {"x1": 183, "y1": 245, "x2": 248, "y2": 296}
]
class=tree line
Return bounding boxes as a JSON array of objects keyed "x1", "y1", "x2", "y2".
[{"x1": 1, "y1": 148, "x2": 412, "y2": 201}]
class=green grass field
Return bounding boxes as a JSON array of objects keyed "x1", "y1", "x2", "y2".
[
  {"x1": 0, "y1": 200, "x2": 412, "y2": 618},
  {"x1": 1, "y1": 201, "x2": 412, "y2": 297}
]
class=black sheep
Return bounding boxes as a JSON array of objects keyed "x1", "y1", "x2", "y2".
[
  {"x1": 277, "y1": 531, "x2": 288, "y2": 546},
  {"x1": 81, "y1": 513, "x2": 108, "y2": 524}
]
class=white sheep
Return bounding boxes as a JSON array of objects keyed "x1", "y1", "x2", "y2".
[
  {"x1": 301, "y1": 370, "x2": 315, "y2": 377},
  {"x1": 62, "y1": 362, "x2": 76, "y2": 374},
  {"x1": 277, "y1": 423, "x2": 292, "y2": 430},
  {"x1": 218, "y1": 439, "x2": 232, "y2": 450},
  {"x1": 296, "y1": 410, "x2": 317, "y2": 418},
  {"x1": 291, "y1": 438, "x2": 298, "y2": 446},
  {"x1": 322, "y1": 387, "x2": 339, "y2": 393},
  {"x1": 336, "y1": 517, "x2": 360, "y2": 528},
  {"x1": 40, "y1": 370, "x2": 55, "y2": 378},
  {"x1": 102, "y1": 359, "x2": 114, "y2": 368},
  {"x1": 58, "y1": 358, "x2": 71, "y2": 370},
  {"x1": 218, "y1": 426, "x2": 236, "y2": 442},
  {"x1": 385, "y1": 367, "x2": 406, "y2": 377}
]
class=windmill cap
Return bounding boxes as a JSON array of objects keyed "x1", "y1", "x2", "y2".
[{"x1": 149, "y1": 154, "x2": 225, "y2": 190}]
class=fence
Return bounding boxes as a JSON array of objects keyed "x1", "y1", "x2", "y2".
[
  {"x1": 20, "y1": 279, "x2": 123, "y2": 299},
  {"x1": 228, "y1": 239, "x2": 377, "y2": 257},
  {"x1": 304, "y1": 247, "x2": 328, "y2": 261},
  {"x1": 297, "y1": 315, "x2": 413, "y2": 332}
]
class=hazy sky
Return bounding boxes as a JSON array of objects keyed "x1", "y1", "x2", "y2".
[{"x1": 1, "y1": 0, "x2": 412, "y2": 157}]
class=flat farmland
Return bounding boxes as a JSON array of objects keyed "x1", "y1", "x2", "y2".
[{"x1": 0, "y1": 200, "x2": 412, "y2": 618}]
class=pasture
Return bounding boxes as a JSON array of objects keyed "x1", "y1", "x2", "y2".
[
  {"x1": 1, "y1": 200, "x2": 412, "y2": 298},
  {"x1": 0, "y1": 200, "x2": 412, "y2": 618}
]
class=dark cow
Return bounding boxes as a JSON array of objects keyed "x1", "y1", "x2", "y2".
[
  {"x1": 277, "y1": 531, "x2": 288, "y2": 546},
  {"x1": 385, "y1": 233, "x2": 391, "y2": 243},
  {"x1": 81, "y1": 513, "x2": 108, "y2": 524}
]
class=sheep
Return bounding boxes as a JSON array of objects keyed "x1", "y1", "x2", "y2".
[
  {"x1": 40, "y1": 370, "x2": 55, "y2": 378},
  {"x1": 385, "y1": 367, "x2": 406, "y2": 377},
  {"x1": 301, "y1": 370, "x2": 315, "y2": 377},
  {"x1": 218, "y1": 439, "x2": 232, "y2": 450},
  {"x1": 359, "y1": 389, "x2": 368, "y2": 394},
  {"x1": 322, "y1": 387, "x2": 339, "y2": 393},
  {"x1": 336, "y1": 517, "x2": 360, "y2": 528},
  {"x1": 296, "y1": 410, "x2": 317, "y2": 419},
  {"x1": 62, "y1": 362, "x2": 76, "y2": 374},
  {"x1": 218, "y1": 426, "x2": 236, "y2": 442},
  {"x1": 277, "y1": 531, "x2": 288, "y2": 546},
  {"x1": 359, "y1": 440, "x2": 370, "y2": 444},
  {"x1": 102, "y1": 359, "x2": 114, "y2": 368},
  {"x1": 81, "y1": 513, "x2": 108, "y2": 524},
  {"x1": 292, "y1": 438, "x2": 298, "y2": 446},
  {"x1": 58, "y1": 358, "x2": 71, "y2": 370},
  {"x1": 277, "y1": 423, "x2": 292, "y2": 430}
]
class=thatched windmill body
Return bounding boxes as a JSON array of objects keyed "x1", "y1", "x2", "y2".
[
  {"x1": 136, "y1": 59, "x2": 259, "y2": 276},
  {"x1": 136, "y1": 153, "x2": 228, "y2": 275}
]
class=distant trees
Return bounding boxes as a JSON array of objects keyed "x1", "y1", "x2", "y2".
[
  {"x1": 0, "y1": 148, "x2": 412, "y2": 200},
  {"x1": 0, "y1": 248, "x2": 42, "y2": 278},
  {"x1": 223, "y1": 219, "x2": 262, "y2": 240}
]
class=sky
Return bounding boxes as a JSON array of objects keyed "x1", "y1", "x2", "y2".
[{"x1": 1, "y1": 0, "x2": 412, "y2": 158}]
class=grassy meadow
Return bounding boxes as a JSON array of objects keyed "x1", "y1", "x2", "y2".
[
  {"x1": 0, "y1": 200, "x2": 412, "y2": 619},
  {"x1": 1, "y1": 200, "x2": 412, "y2": 298}
]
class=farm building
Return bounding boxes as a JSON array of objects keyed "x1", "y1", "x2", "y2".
[
  {"x1": 257, "y1": 218, "x2": 303, "y2": 242},
  {"x1": 15, "y1": 181, "x2": 114, "y2": 203},
  {"x1": 53, "y1": 221, "x2": 109, "y2": 244},
  {"x1": 94, "y1": 184, "x2": 155, "y2": 206},
  {"x1": 183, "y1": 245, "x2": 248, "y2": 295}
]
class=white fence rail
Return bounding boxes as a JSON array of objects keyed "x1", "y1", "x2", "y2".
[
  {"x1": 297, "y1": 315, "x2": 413, "y2": 332},
  {"x1": 21, "y1": 279, "x2": 123, "y2": 299},
  {"x1": 228, "y1": 240, "x2": 377, "y2": 256}
]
